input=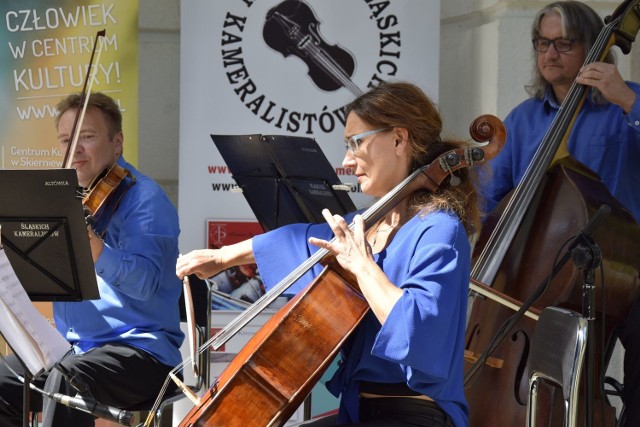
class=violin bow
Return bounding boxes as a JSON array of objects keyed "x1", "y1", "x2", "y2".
[{"x1": 62, "y1": 29, "x2": 106, "y2": 169}]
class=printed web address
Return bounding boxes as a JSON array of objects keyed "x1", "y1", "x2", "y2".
[{"x1": 211, "y1": 182, "x2": 362, "y2": 193}]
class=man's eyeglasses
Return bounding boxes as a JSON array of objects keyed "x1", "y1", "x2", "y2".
[
  {"x1": 344, "y1": 128, "x2": 391, "y2": 153},
  {"x1": 532, "y1": 37, "x2": 577, "y2": 53}
]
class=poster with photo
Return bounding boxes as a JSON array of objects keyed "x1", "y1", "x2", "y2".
[{"x1": 207, "y1": 220, "x2": 265, "y2": 307}]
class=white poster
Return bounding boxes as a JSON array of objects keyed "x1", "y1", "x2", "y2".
[{"x1": 179, "y1": 0, "x2": 440, "y2": 252}]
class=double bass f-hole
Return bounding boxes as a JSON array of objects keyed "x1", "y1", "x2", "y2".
[{"x1": 263, "y1": 0, "x2": 363, "y2": 97}]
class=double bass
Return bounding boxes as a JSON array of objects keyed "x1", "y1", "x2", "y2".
[
  {"x1": 177, "y1": 115, "x2": 506, "y2": 427},
  {"x1": 464, "y1": 1, "x2": 640, "y2": 425}
]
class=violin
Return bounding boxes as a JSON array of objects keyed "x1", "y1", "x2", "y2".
[
  {"x1": 59, "y1": 29, "x2": 134, "y2": 225},
  {"x1": 81, "y1": 162, "x2": 134, "y2": 219}
]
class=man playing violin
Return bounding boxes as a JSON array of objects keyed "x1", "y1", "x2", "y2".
[
  {"x1": 482, "y1": 2, "x2": 640, "y2": 426},
  {"x1": 0, "y1": 92, "x2": 184, "y2": 427}
]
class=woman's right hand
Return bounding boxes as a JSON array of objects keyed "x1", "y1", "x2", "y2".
[
  {"x1": 176, "y1": 249, "x2": 225, "y2": 280},
  {"x1": 176, "y1": 239, "x2": 256, "y2": 280}
]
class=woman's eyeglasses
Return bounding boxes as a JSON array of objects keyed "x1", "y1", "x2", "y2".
[{"x1": 344, "y1": 128, "x2": 391, "y2": 153}]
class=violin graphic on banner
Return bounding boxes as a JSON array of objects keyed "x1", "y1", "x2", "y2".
[{"x1": 263, "y1": 0, "x2": 364, "y2": 97}]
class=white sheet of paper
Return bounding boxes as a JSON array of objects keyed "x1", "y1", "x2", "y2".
[{"x1": 0, "y1": 246, "x2": 71, "y2": 375}]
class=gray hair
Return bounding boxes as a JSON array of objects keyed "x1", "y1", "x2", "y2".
[{"x1": 526, "y1": 1, "x2": 615, "y2": 104}]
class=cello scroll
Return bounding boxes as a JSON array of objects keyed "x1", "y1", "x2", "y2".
[
  {"x1": 412, "y1": 114, "x2": 506, "y2": 195},
  {"x1": 469, "y1": 114, "x2": 507, "y2": 162}
]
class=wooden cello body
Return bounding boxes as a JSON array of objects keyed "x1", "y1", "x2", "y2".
[
  {"x1": 180, "y1": 265, "x2": 367, "y2": 427},
  {"x1": 179, "y1": 116, "x2": 506, "y2": 427},
  {"x1": 464, "y1": 1, "x2": 640, "y2": 425}
]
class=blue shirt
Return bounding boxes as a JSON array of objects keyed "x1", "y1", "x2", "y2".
[
  {"x1": 253, "y1": 210, "x2": 470, "y2": 427},
  {"x1": 483, "y1": 83, "x2": 640, "y2": 222},
  {"x1": 53, "y1": 157, "x2": 184, "y2": 367}
]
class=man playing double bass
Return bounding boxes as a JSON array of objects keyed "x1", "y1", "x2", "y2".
[{"x1": 482, "y1": 2, "x2": 640, "y2": 426}]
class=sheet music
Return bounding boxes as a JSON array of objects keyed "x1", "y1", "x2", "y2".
[{"x1": 0, "y1": 245, "x2": 71, "y2": 375}]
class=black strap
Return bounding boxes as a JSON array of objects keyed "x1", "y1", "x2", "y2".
[{"x1": 359, "y1": 381, "x2": 420, "y2": 396}]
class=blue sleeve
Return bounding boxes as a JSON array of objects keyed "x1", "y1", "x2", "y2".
[
  {"x1": 372, "y1": 217, "x2": 468, "y2": 383},
  {"x1": 253, "y1": 212, "x2": 360, "y2": 295},
  {"x1": 94, "y1": 177, "x2": 180, "y2": 300},
  {"x1": 253, "y1": 222, "x2": 331, "y2": 294},
  {"x1": 625, "y1": 81, "x2": 640, "y2": 133}
]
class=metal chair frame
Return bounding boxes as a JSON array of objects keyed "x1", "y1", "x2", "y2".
[
  {"x1": 143, "y1": 276, "x2": 212, "y2": 427},
  {"x1": 526, "y1": 306, "x2": 588, "y2": 427}
]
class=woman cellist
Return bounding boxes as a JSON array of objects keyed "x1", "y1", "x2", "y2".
[
  {"x1": 478, "y1": 1, "x2": 640, "y2": 426},
  {"x1": 177, "y1": 81, "x2": 486, "y2": 426}
]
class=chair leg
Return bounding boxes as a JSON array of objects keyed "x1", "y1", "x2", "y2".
[
  {"x1": 527, "y1": 379, "x2": 538, "y2": 427},
  {"x1": 155, "y1": 402, "x2": 174, "y2": 427}
]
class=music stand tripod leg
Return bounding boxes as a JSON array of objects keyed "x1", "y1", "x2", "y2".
[
  {"x1": 23, "y1": 369, "x2": 31, "y2": 427},
  {"x1": 2, "y1": 338, "x2": 34, "y2": 427}
]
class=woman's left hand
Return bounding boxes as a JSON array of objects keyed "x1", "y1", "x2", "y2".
[
  {"x1": 308, "y1": 209, "x2": 372, "y2": 275},
  {"x1": 309, "y1": 209, "x2": 402, "y2": 323}
]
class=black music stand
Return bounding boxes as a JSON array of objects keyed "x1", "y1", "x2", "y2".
[
  {"x1": 0, "y1": 169, "x2": 98, "y2": 301},
  {"x1": 0, "y1": 169, "x2": 99, "y2": 427},
  {"x1": 211, "y1": 134, "x2": 356, "y2": 230}
]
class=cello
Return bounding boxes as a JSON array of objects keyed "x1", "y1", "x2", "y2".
[
  {"x1": 177, "y1": 115, "x2": 506, "y2": 427},
  {"x1": 464, "y1": 1, "x2": 640, "y2": 425}
]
